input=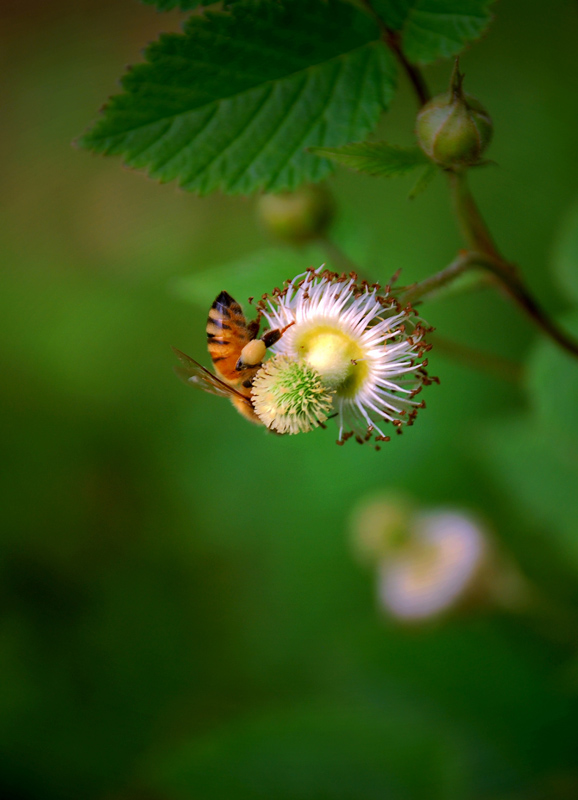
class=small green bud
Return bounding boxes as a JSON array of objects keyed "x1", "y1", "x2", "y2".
[
  {"x1": 416, "y1": 61, "x2": 492, "y2": 168},
  {"x1": 257, "y1": 184, "x2": 335, "y2": 244},
  {"x1": 350, "y1": 494, "x2": 415, "y2": 565}
]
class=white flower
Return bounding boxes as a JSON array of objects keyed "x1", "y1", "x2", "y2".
[
  {"x1": 378, "y1": 511, "x2": 489, "y2": 621},
  {"x1": 257, "y1": 267, "x2": 434, "y2": 445}
]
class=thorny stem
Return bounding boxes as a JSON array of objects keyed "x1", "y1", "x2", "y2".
[
  {"x1": 318, "y1": 243, "x2": 528, "y2": 381},
  {"x1": 383, "y1": 29, "x2": 431, "y2": 106}
]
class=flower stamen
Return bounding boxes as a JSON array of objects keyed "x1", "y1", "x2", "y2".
[
  {"x1": 258, "y1": 267, "x2": 436, "y2": 445},
  {"x1": 251, "y1": 355, "x2": 334, "y2": 435}
]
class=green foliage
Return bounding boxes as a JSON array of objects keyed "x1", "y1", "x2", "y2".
[
  {"x1": 147, "y1": 704, "x2": 470, "y2": 799},
  {"x1": 553, "y1": 199, "x2": 578, "y2": 302},
  {"x1": 170, "y1": 246, "x2": 325, "y2": 309},
  {"x1": 310, "y1": 141, "x2": 429, "y2": 178},
  {"x1": 526, "y1": 312, "x2": 578, "y2": 445},
  {"x1": 80, "y1": 0, "x2": 396, "y2": 194},
  {"x1": 140, "y1": 0, "x2": 243, "y2": 9},
  {"x1": 484, "y1": 313, "x2": 578, "y2": 568},
  {"x1": 8, "y1": 1, "x2": 578, "y2": 799},
  {"x1": 408, "y1": 163, "x2": 438, "y2": 198},
  {"x1": 372, "y1": 0, "x2": 495, "y2": 63},
  {"x1": 140, "y1": 0, "x2": 206, "y2": 10},
  {"x1": 484, "y1": 416, "x2": 578, "y2": 568}
]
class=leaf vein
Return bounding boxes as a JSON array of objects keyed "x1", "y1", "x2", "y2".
[
  {"x1": 87, "y1": 40, "x2": 379, "y2": 147},
  {"x1": 182, "y1": 83, "x2": 276, "y2": 188},
  {"x1": 264, "y1": 57, "x2": 346, "y2": 190},
  {"x1": 348, "y1": 44, "x2": 374, "y2": 136},
  {"x1": 148, "y1": 105, "x2": 220, "y2": 175},
  {"x1": 224, "y1": 75, "x2": 312, "y2": 190}
]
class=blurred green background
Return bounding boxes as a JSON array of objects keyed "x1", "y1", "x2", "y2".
[{"x1": 2, "y1": 1, "x2": 578, "y2": 798}]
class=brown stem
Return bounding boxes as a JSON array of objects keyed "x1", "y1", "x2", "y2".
[
  {"x1": 447, "y1": 170, "x2": 502, "y2": 261},
  {"x1": 400, "y1": 252, "x2": 475, "y2": 305},
  {"x1": 474, "y1": 254, "x2": 578, "y2": 358},
  {"x1": 330, "y1": 10, "x2": 578, "y2": 360},
  {"x1": 383, "y1": 28, "x2": 431, "y2": 106},
  {"x1": 358, "y1": 27, "x2": 578, "y2": 360},
  {"x1": 359, "y1": 0, "x2": 431, "y2": 106},
  {"x1": 446, "y1": 170, "x2": 578, "y2": 358},
  {"x1": 403, "y1": 249, "x2": 578, "y2": 358}
]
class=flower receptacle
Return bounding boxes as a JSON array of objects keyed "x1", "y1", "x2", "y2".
[{"x1": 293, "y1": 323, "x2": 368, "y2": 393}]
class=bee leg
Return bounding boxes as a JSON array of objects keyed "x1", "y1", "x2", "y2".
[
  {"x1": 236, "y1": 338, "x2": 267, "y2": 371},
  {"x1": 237, "y1": 321, "x2": 295, "y2": 371},
  {"x1": 261, "y1": 320, "x2": 295, "y2": 348},
  {"x1": 246, "y1": 315, "x2": 262, "y2": 341}
]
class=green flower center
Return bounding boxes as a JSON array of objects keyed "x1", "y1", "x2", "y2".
[
  {"x1": 251, "y1": 355, "x2": 334, "y2": 434},
  {"x1": 293, "y1": 323, "x2": 368, "y2": 396}
]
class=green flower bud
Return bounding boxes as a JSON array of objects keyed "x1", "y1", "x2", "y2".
[
  {"x1": 416, "y1": 61, "x2": 492, "y2": 168},
  {"x1": 257, "y1": 184, "x2": 335, "y2": 244}
]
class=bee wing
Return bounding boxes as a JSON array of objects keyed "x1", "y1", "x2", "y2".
[{"x1": 172, "y1": 347, "x2": 252, "y2": 403}]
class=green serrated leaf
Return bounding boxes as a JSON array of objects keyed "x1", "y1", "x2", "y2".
[
  {"x1": 372, "y1": 0, "x2": 494, "y2": 64},
  {"x1": 408, "y1": 162, "x2": 437, "y2": 198},
  {"x1": 80, "y1": 0, "x2": 396, "y2": 195},
  {"x1": 552, "y1": 199, "x2": 578, "y2": 303},
  {"x1": 310, "y1": 141, "x2": 428, "y2": 178},
  {"x1": 371, "y1": 0, "x2": 409, "y2": 31}
]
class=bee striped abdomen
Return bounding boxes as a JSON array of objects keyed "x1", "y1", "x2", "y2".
[{"x1": 207, "y1": 290, "x2": 250, "y2": 382}]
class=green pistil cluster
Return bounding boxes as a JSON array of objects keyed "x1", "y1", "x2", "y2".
[{"x1": 252, "y1": 355, "x2": 334, "y2": 434}]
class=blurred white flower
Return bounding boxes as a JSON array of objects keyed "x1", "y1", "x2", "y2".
[
  {"x1": 258, "y1": 267, "x2": 434, "y2": 445},
  {"x1": 377, "y1": 511, "x2": 488, "y2": 621}
]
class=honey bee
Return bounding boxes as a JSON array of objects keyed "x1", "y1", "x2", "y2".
[{"x1": 173, "y1": 290, "x2": 293, "y2": 425}]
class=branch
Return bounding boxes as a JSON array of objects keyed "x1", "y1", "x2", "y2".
[
  {"x1": 447, "y1": 169, "x2": 501, "y2": 261},
  {"x1": 471, "y1": 253, "x2": 578, "y2": 358},
  {"x1": 447, "y1": 172, "x2": 578, "y2": 359},
  {"x1": 364, "y1": 24, "x2": 578, "y2": 360},
  {"x1": 400, "y1": 251, "x2": 476, "y2": 305},
  {"x1": 359, "y1": 0, "x2": 431, "y2": 106},
  {"x1": 402, "y1": 246, "x2": 578, "y2": 358}
]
